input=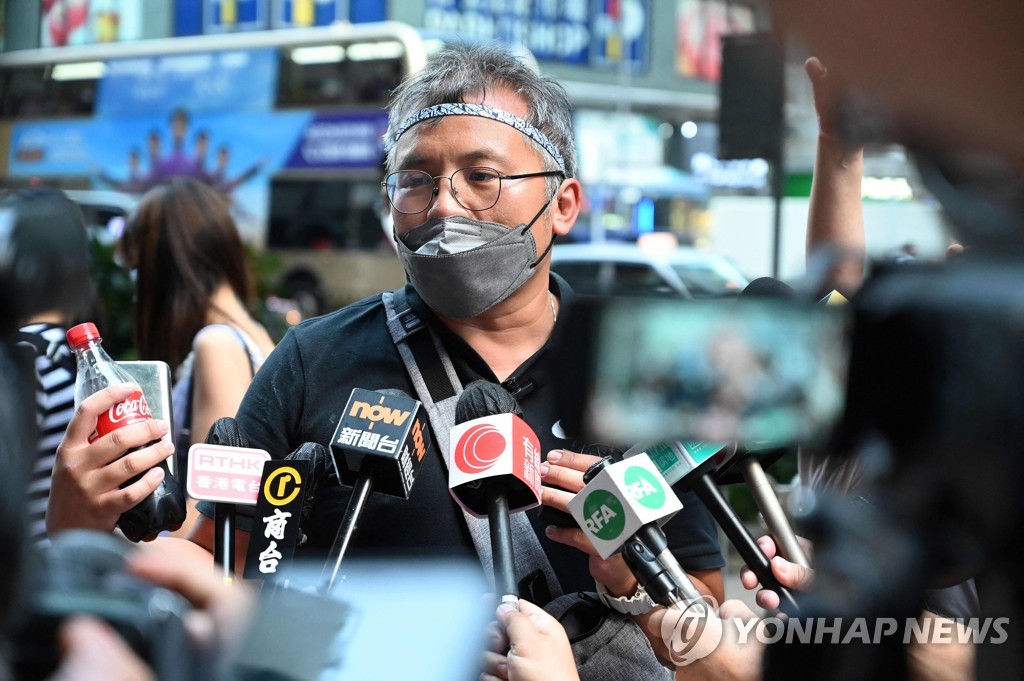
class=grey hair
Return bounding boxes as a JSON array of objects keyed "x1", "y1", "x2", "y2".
[{"x1": 384, "y1": 41, "x2": 577, "y2": 194}]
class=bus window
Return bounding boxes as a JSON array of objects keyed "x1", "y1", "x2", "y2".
[
  {"x1": 1, "y1": 67, "x2": 49, "y2": 117},
  {"x1": 0, "y1": 66, "x2": 98, "y2": 118},
  {"x1": 276, "y1": 44, "x2": 404, "y2": 108},
  {"x1": 268, "y1": 178, "x2": 387, "y2": 251}
]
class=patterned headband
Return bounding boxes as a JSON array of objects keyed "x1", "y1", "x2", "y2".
[{"x1": 393, "y1": 102, "x2": 567, "y2": 174}]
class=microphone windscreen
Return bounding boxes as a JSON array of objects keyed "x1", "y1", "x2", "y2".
[
  {"x1": 284, "y1": 442, "x2": 332, "y2": 519},
  {"x1": 741, "y1": 276, "x2": 796, "y2": 299},
  {"x1": 455, "y1": 380, "x2": 522, "y2": 424}
]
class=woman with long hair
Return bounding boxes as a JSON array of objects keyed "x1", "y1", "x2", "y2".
[{"x1": 119, "y1": 177, "x2": 277, "y2": 535}]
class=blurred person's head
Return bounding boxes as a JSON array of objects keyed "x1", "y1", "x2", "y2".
[
  {"x1": 120, "y1": 178, "x2": 251, "y2": 372},
  {"x1": 147, "y1": 129, "x2": 162, "y2": 160},
  {"x1": 128, "y1": 147, "x2": 141, "y2": 173},
  {"x1": 170, "y1": 108, "x2": 189, "y2": 145},
  {"x1": 194, "y1": 129, "x2": 209, "y2": 159},
  {"x1": 0, "y1": 187, "x2": 95, "y2": 332},
  {"x1": 216, "y1": 145, "x2": 230, "y2": 171}
]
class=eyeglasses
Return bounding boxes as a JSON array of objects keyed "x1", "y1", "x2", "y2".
[{"x1": 381, "y1": 166, "x2": 564, "y2": 215}]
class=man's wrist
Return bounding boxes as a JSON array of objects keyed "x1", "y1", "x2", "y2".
[{"x1": 596, "y1": 580, "x2": 658, "y2": 616}]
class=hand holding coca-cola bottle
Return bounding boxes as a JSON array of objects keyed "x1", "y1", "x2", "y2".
[{"x1": 51, "y1": 323, "x2": 186, "y2": 542}]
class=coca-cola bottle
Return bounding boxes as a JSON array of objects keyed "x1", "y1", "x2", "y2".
[{"x1": 66, "y1": 322, "x2": 186, "y2": 541}]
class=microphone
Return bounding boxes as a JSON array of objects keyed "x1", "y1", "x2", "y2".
[
  {"x1": 625, "y1": 442, "x2": 800, "y2": 613},
  {"x1": 713, "y1": 443, "x2": 811, "y2": 569},
  {"x1": 742, "y1": 276, "x2": 797, "y2": 299},
  {"x1": 728, "y1": 276, "x2": 830, "y2": 568},
  {"x1": 449, "y1": 381, "x2": 542, "y2": 607},
  {"x1": 320, "y1": 388, "x2": 430, "y2": 593},
  {"x1": 243, "y1": 442, "x2": 333, "y2": 583},
  {"x1": 285, "y1": 442, "x2": 332, "y2": 530},
  {"x1": 568, "y1": 454, "x2": 708, "y2": 609}
]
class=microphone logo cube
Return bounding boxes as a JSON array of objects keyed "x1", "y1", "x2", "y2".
[
  {"x1": 625, "y1": 441, "x2": 722, "y2": 486},
  {"x1": 568, "y1": 454, "x2": 683, "y2": 559},
  {"x1": 331, "y1": 388, "x2": 430, "y2": 499},
  {"x1": 449, "y1": 413, "x2": 542, "y2": 518},
  {"x1": 186, "y1": 443, "x2": 271, "y2": 505}
]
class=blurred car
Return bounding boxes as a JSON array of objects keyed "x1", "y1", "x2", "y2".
[{"x1": 550, "y1": 242, "x2": 749, "y2": 298}]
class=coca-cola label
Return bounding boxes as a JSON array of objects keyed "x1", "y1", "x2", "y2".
[{"x1": 90, "y1": 390, "x2": 153, "y2": 442}]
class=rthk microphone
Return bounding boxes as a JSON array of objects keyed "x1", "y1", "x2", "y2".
[
  {"x1": 626, "y1": 441, "x2": 800, "y2": 613},
  {"x1": 321, "y1": 388, "x2": 429, "y2": 593},
  {"x1": 568, "y1": 454, "x2": 708, "y2": 609},
  {"x1": 449, "y1": 381, "x2": 542, "y2": 607}
]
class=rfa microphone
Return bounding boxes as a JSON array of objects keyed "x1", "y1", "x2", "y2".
[
  {"x1": 713, "y1": 443, "x2": 810, "y2": 569},
  {"x1": 321, "y1": 388, "x2": 430, "y2": 593},
  {"x1": 449, "y1": 381, "x2": 542, "y2": 607},
  {"x1": 569, "y1": 455, "x2": 708, "y2": 608},
  {"x1": 625, "y1": 441, "x2": 800, "y2": 613}
]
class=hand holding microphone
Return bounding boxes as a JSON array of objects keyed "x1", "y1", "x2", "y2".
[
  {"x1": 626, "y1": 441, "x2": 800, "y2": 613},
  {"x1": 566, "y1": 453, "x2": 712, "y2": 611},
  {"x1": 740, "y1": 535, "x2": 815, "y2": 611}
]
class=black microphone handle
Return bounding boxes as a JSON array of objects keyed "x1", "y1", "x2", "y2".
[
  {"x1": 691, "y1": 474, "x2": 800, "y2": 614},
  {"x1": 622, "y1": 536, "x2": 684, "y2": 607},
  {"x1": 633, "y1": 524, "x2": 705, "y2": 604},
  {"x1": 320, "y1": 473, "x2": 374, "y2": 594},
  {"x1": 488, "y1": 492, "x2": 518, "y2": 606}
]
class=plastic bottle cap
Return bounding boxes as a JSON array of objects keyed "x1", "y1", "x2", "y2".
[{"x1": 66, "y1": 322, "x2": 102, "y2": 349}]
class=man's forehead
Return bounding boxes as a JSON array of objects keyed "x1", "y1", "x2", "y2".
[{"x1": 391, "y1": 100, "x2": 566, "y2": 173}]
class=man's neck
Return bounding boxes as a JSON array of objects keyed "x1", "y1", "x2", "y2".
[{"x1": 438, "y1": 278, "x2": 557, "y2": 383}]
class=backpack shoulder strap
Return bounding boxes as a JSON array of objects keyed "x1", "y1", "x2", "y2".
[{"x1": 381, "y1": 288, "x2": 563, "y2": 602}]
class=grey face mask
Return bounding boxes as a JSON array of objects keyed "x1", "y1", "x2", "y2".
[{"x1": 395, "y1": 207, "x2": 554, "y2": 319}]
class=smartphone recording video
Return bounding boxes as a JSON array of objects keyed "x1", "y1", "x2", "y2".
[{"x1": 556, "y1": 296, "x2": 850, "y2": 448}]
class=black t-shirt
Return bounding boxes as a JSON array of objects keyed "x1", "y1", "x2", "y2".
[{"x1": 207, "y1": 275, "x2": 724, "y2": 597}]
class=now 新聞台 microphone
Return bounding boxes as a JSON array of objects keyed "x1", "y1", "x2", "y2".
[
  {"x1": 320, "y1": 388, "x2": 430, "y2": 593},
  {"x1": 449, "y1": 381, "x2": 542, "y2": 607}
]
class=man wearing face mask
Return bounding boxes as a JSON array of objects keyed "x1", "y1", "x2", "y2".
[{"x1": 184, "y1": 42, "x2": 726, "y2": 669}]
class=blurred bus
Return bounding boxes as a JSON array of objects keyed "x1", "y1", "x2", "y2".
[{"x1": 0, "y1": 21, "x2": 438, "y2": 317}]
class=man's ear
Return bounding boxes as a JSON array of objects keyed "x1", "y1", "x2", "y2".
[{"x1": 551, "y1": 178, "x2": 582, "y2": 237}]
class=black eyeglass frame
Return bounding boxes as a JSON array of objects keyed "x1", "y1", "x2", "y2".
[{"x1": 381, "y1": 166, "x2": 565, "y2": 214}]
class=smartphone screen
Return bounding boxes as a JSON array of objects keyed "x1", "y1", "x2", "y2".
[
  {"x1": 117, "y1": 360, "x2": 176, "y2": 477},
  {"x1": 555, "y1": 296, "x2": 850, "y2": 449}
]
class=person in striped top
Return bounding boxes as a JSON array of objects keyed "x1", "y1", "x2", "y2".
[{"x1": 3, "y1": 187, "x2": 97, "y2": 544}]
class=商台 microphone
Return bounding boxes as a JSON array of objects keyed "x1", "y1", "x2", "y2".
[
  {"x1": 449, "y1": 381, "x2": 543, "y2": 607},
  {"x1": 320, "y1": 388, "x2": 430, "y2": 593}
]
